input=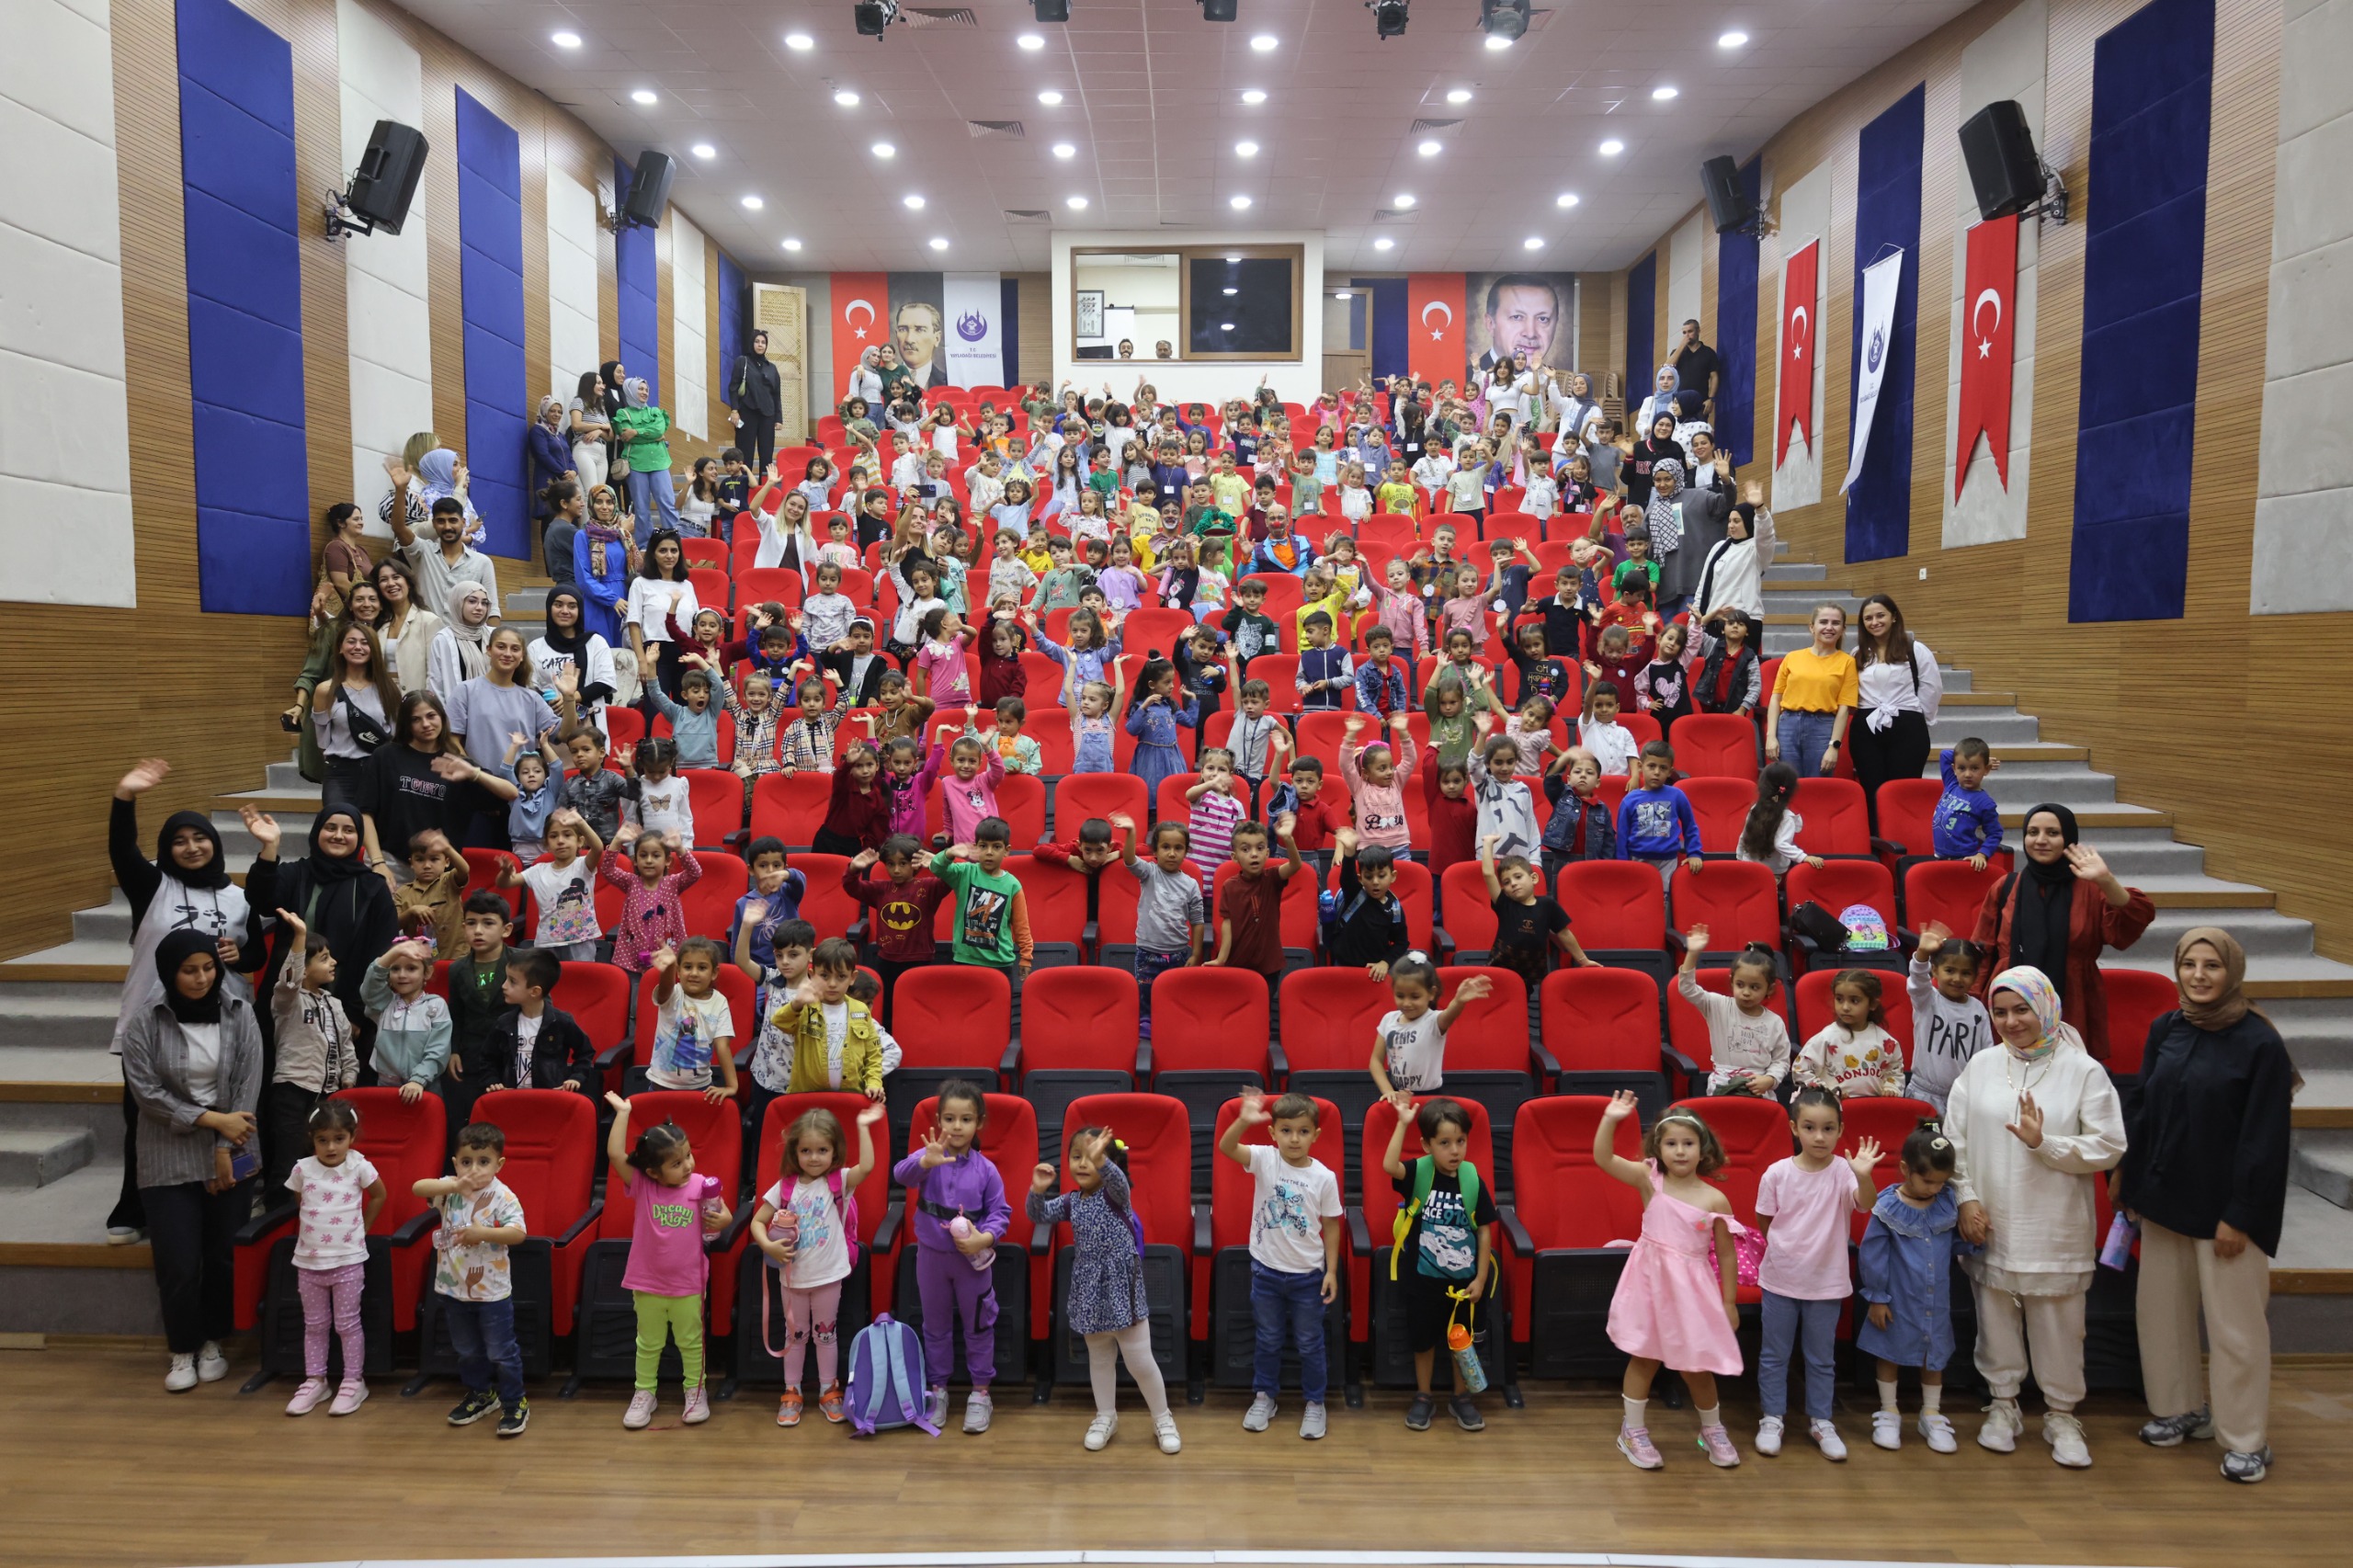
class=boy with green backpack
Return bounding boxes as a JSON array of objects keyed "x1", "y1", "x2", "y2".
[{"x1": 1381, "y1": 1096, "x2": 1498, "y2": 1433}]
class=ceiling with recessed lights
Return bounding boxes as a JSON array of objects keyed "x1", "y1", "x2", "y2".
[{"x1": 399, "y1": 1, "x2": 1978, "y2": 274}]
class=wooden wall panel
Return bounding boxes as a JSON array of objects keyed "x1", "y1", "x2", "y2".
[
  {"x1": 1618, "y1": 0, "x2": 2335, "y2": 953},
  {"x1": 0, "y1": 0, "x2": 645, "y2": 961}
]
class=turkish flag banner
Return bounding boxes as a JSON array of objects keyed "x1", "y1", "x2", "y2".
[
  {"x1": 1954, "y1": 213, "x2": 2018, "y2": 500},
  {"x1": 1776, "y1": 240, "x2": 1819, "y2": 466},
  {"x1": 1406, "y1": 273, "x2": 1467, "y2": 386},
  {"x1": 830, "y1": 272, "x2": 888, "y2": 409}
]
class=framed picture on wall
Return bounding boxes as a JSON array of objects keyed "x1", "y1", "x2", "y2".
[{"x1": 1076, "y1": 290, "x2": 1105, "y2": 338}]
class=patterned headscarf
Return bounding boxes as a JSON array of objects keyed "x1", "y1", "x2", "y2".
[
  {"x1": 1643, "y1": 458, "x2": 1687, "y2": 553},
  {"x1": 1987, "y1": 965, "x2": 2085, "y2": 1058}
]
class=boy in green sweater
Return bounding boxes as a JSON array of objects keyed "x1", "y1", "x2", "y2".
[{"x1": 932, "y1": 818, "x2": 1034, "y2": 979}]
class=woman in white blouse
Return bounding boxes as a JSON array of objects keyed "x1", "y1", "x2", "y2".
[
  {"x1": 626, "y1": 528, "x2": 699, "y2": 703},
  {"x1": 1849, "y1": 593, "x2": 1943, "y2": 835},
  {"x1": 371, "y1": 558, "x2": 444, "y2": 697},
  {"x1": 1949, "y1": 965, "x2": 2126, "y2": 1470}
]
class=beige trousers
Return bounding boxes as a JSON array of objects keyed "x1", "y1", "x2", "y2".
[
  {"x1": 1972, "y1": 1282, "x2": 2087, "y2": 1413},
  {"x1": 2136, "y1": 1218, "x2": 2272, "y2": 1453}
]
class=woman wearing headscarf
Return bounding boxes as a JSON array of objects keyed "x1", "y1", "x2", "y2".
[
  {"x1": 1623, "y1": 411, "x2": 1683, "y2": 511},
  {"x1": 597, "y1": 359, "x2": 627, "y2": 419},
  {"x1": 612, "y1": 377, "x2": 679, "y2": 545},
  {"x1": 528, "y1": 396, "x2": 574, "y2": 524},
  {"x1": 1634, "y1": 364, "x2": 1684, "y2": 435},
  {"x1": 573, "y1": 483, "x2": 634, "y2": 647},
  {"x1": 1692, "y1": 484, "x2": 1778, "y2": 623},
  {"x1": 1971, "y1": 804, "x2": 2156, "y2": 1059},
  {"x1": 413, "y1": 448, "x2": 482, "y2": 550},
  {"x1": 426, "y1": 581, "x2": 495, "y2": 705},
  {"x1": 122, "y1": 927, "x2": 263, "y2": 1391},
  {"x1": 103, "y1": 760, "x2": 264, "y2": 1244},
  {"x1": 2120, "y1": 928, "x2": 2296, "y2": 1483},
  {"x1": 1646, "y1": 455, "x2": 1729, "y2": 620},
  {"x1": 529, "y1": 586, "x2": 618, "y2": 740},
  {"x1": 244, "y1": 807, "x2": 399, "y2": 1036},
  {"x1": 847, "y1": 346, "x2": 886, "y2": 410},
  {"x1": 1947, "y1": 965, "x2": 2127, "y2": 1469}
]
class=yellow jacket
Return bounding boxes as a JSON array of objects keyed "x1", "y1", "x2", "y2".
[{"x1": 767, "y1": 994, "x2": 885, "y2": 1095}]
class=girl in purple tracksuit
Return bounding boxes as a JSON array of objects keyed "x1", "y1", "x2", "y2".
[{"x1": 891, "y1": 1078, "x2": 1013, "y2": 1434}]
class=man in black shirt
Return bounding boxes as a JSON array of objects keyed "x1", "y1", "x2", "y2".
[{"x1": 1672, "y1": 318, "x2": 1720, "y2": 418}]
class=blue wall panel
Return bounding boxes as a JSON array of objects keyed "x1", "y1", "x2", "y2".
[
  {"x1": 1846, "y1": 84, "x2": 1926, "y2": 564},
  {"x1": 1364, "y1": 277, "x2": 1408, "y2": 382},
  {"x1": 718, "y1": 249, "x2": 745, "y2": 412},
  {"x1": 456, "y1": 89, "x2": 527, "y2": 560},
  {"x1": 1625, "y1": 253, "x2": 1655, "y2": 420},
  {"x1": 177, "y1": 0, "x2": 308, "y2": 615},
  {"x1": 1000, "y1": 278, "x2": 1020, "y2": 387},
  {"x1": 1715, "y1": 159, "x2": 1762, "y2": 468},
  {"x1": 614, "y1": 158, "x2": 660, "y2": 400},
  {"x1": 2068, "y1": 0, "x2": 2215, "y2": 621}
]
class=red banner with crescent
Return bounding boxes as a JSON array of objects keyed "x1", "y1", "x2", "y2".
[
  {"x1": 829, "y1": 272, "x2": 888, "y2": 405},
  {"x1": 1405, "y1": 273, "x2": 1467, "y2": 386},
  {"x1": 1776, "y1": 240, "x2": 1819, "y2": 466},
  {"x1": 1954, "y1": 213, "x2": 2018, "y2": 500}
]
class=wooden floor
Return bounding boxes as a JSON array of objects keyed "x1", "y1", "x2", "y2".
[{"x1": 5, "y1": 1348, "x2": 2351, "y2": 1567}]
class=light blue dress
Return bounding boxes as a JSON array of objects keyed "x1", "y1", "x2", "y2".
[
  {"x1": 1123, "y1": 695, "x2": 1198, "y2": 795},
  {"x1": 1855, "y1": 1184, "x2": 1978, "y2": 1369}
]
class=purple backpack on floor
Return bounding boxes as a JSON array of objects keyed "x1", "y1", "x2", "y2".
[{"x1": 843, "y1": 1312, "x2": 936, "y2": 1437}]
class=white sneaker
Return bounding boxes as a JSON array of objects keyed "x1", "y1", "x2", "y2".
[
  {"x1": 1299, "y1": 1402, "x2": 1327, "y2": 1440},
  {"x1": 165, "y1": 1353, "x2": 199, "y2": 1393},
  {"x1": 1920, "y1": 1411, "x2": 1958, "y2": 1453},
  {"x1": 1154, "y1": 1410, "x2": 1182, "y2": 1454},
  {"x1": 2045, "y1": 1411, "x2": 2092, "y2": 1469},
  {"x1": 196, "y1": 1341, "x2": 229, "y2": 1383},
  {"x1": 1755, "y1": 1415, "x2": 1785, "y2": 1456},
  {"x1": 1084, "y1": 1413, "x2": 1118, "y2": 1451},
  {"x1": 1871, "y1": 1410, "x2": 1902, "y2": 1450},
  {"x1": 924, "y1": 1385, "x2": 951, "y2": 1431},
  {"x1": 622, "y1": 1390, "x2": 657, "y2": 1429},
  {"x1": 1810, "y1": 1418, "x2": 1847, "y2": 1461},
  {"x1": 962, "y1": 1389, "x2": 994, "y2": 1435},
  {"x1": 1978, "y1": 1398, "x2": 2023, "y2": 1453},
  {"x1": 105, "y1": 1225, "x2": 145, "y2": 1246},
  {"x1": 1242, "y1": 1392, "x2": 1276, "y2": 1432}
]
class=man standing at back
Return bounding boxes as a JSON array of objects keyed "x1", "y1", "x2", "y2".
[
  {"x1": 727, "y1": 329, "x2": 782, "y2": 480},
  {"x1": 1673, "y1": 318, "x2": 1720, "y2": 418}
]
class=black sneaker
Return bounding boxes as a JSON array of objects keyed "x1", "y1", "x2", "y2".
[
  {"x1": 1405, "y1": 1393, "x2": 1435, "y2": 1431},
  {"x1": 446, "y1": 1389, "x2": 499, "y2": 1426},
  {"x1": 496, "y1": 1400, "x2": 529, "y2": 1438},
  {"x1": 1450, "y1": 1393, "x2": 1485, "y2": 1432}
]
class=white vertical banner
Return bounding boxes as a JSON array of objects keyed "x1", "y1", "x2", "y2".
[
  {"x1": 1842, "y1": 248, "x2": 1904, "y2": 494},
  {"x1": 941, "y1": 271, "x2": 1004, "y2": 387}
]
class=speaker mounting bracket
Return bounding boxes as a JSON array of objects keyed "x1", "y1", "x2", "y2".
[
  {"x1": 323, "y1": 188, "x2": 375, "y2": 243},
  {"x1": 2029, "y1": 163, "x2": 2069, "y2": 226}
]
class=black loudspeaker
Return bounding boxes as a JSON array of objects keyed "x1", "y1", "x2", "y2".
[
  {"x1": 1700, "y1": 155, "x2": 1753, "y2": 234},
  {"x1": 620, "y1": 151, "x2": 675, "y2": 230},
  {"x1": 1960, "y1": 101, "x2": 2045, "y2": 221},
  {"x1": 346, "y1": 119, "x2": 426, "y2": 235}
]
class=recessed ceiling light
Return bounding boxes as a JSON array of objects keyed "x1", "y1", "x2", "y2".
[
  {"x1": 1393, "y1": 193, "x2": 1416, "y2": 209},
  {"x1": 928, "y1": 237, "x2": 949, "y2": 251},
  {"x1": 1222, "y1": 287, "x2": 1238, "y2": 296},
  {"x1": 630, "y1": 88, "x2": 657, "y2": 105},
  {"x1": 1235, "y1": 141, "x2": 1259, "y2": 157},
  {"x1": 1249, "y1": 35, "x2": 1278, "y2": 51},
  {"x1": 1523, "y1": 236, "x2": 1543, "y2": 250},
  {"x1": 1334, "y1": 290, "x2": 1353, "y2": 300},
  {"x1": 782, "y1": 238, "x2": 802, "y2": 251},
  {"x1": 1446, "y1": 88, "x2": 1472, "y2": 105},
  {"x1": 1484, "y1": 34, "x2": 1513, "y2": 51},
  {"x1": 1652, "y1": 85, "x2": 1679, "y2": 100},
  {"x1": 1556, "y1": 191, "x2": 1579, "y2": 208},
  {"x1": 741, "y1": 195, "x2": 764, "y2": 210},
  {"x1": 871, "y1": 142, "x2": 895, "y2": 158},
  {"x1": 834, "y1": 89, "x2": 860, "y2": 107},
  {"x1": 551, "y1": 31, "x2": 582, "y2": 50},
  {"x1": 1225, "y1": 254, "x2": 1242, "y2": 262},
  {"x1": 1241, "y1": 89, "x2": 1267, "y2": 104},
  {"x1": 1230, "y1": 195, "x2": 1252, "y2": 210},
  {"x1": 1066, "y1": 196, "x2": 1088, "y2": 210},
  {"x1": 1222, "y1": 322, "x2": 1235, "y2": 330},
  {"x1": 903, "y1": 194, "x2": 925, "y2": 209},
  {"x1": 1373, "y1": 237, "x2": 1395, "y2": 251},
  {"x1": 1417, "y1": 140, "x2": 1441, "y2": 156},
  {"x1": 1051, "y1": 142, "x2": 1077, "y2": 159},
  {"x1": 1017, "y1": 32, "x2": 1044, "y2": 51},
  {"x1": 1718, "y1": 30, "x2": 1748, "y2": 48},
  {"x1": 1599, "y1": 138, "x2": 1624, "y2": 155},
  {"x1": 1038, "y1": 90, "x2": 1063, "y2": 105},
  {"x1": 785, "y1": 32, "x2": 813, "y2": 51},
  {"x1": 690, "y1": 143, "x2": 716, "y2": 160}
]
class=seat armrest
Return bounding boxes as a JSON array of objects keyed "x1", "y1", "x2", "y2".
[
  {"x1": 1663, "y1": 1045, "x2": 1702, "y2": 1098},
  {"x1": 1433, "y1": 924, "x2": 1456, "y2": 964},
  {"x1": 595, "y1": 1041, "x2": 630, "y2": 1072},
  {"x1": 1191, "y1": 1202, "x2": 1211, "y2": 1256},
  {"x1": 847, "y1": 915, "x2": 869, "y2": 945},
  {"x1": 997, "y1": 1041, "x2": 1022, "y2": 1084},
  {"x1": 1496, "y1": 1202, "x2": 1534, "y2": 1255},
  {"x1": 1346, "y1": 1205, "x2": 1371, "y2": 1256},
  {"x1": 1870, "y1": 835, "x2": 1906, "y2": 859},
  {"x1": 712, "y1": 1202, "x2": 755, "y2": 1251},
  {"x1": 873, "y1": 1199, "x2": 903, "y2": 1254},
  {"x1": 1529, "y1": 1041, "x2": 1562, "y2": 1086},
  {"x1": 1133, "y1": 1041, "x2": 1153, "y2": 1080},
  {"x1": 1267, "y1": 1041, "x2": 1289, "y2": 1081},
  {"x1": 233, "y1": 1197, "x2": 299, "y2": 1246},
  {"x1": 1029, "y1": 1221, "x2": 1056, "y2": 1256},
  {"x1": 733, "y1": 1044, "x2": 754, "y2": 1072},
  {"x1": 391, "y1": 1207, "x2": 439, "y2": 1246},
  {"x1": 554, "y1": 1205, "x2": 601, "y2": 1246}
]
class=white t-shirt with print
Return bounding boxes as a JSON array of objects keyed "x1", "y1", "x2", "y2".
[
  {"x1": 762, "y1": 1174, "x2": 854, "y2": 1290},
  {"x1": 1245, "y1": 1144, "x2": 1341, "y2": 1275},
  {"x1": 431, "y1": 1179, "x2": 528, "y2": 1301},
  {"x1": 287, "y1": 1152, "x2": 380, "y2": 1271},
  {"x1": 1378, "y1": 1008, "x2": 1448, "y2": 1093},
  {"x1": 521, "y1": 858, "x2": 602, "y2": 947}
]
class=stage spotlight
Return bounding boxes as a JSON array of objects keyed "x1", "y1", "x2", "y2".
[
  {"x1": 1481, "y1": 0, "x2": 1529, "y2": 42},
  {"x1": 1369, "y1": 0, "x2": 1407, "y2": 39}
]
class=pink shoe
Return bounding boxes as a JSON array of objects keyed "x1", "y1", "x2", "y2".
[
  {"x1": 681, "y1": 1382, "x2": 711, "y2": 1425},
  {"x1": 1698, "y1": 1423, "x2": 1741, "y2": 1467},
  {"x1": 623, "y1": 1390, "x2": 657, "y2": 1429},
  {"x1": 328, "y1": 1380, "x2": 369, "y2": 1416},
  {"x1": 1618, "y1": 1426, "x2": 1665, "y2": 1470},
  {"x1": 283, "y1": 1377, "x2": 329, "y2": 1416}
]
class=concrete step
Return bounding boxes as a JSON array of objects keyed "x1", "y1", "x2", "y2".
[
  {"x1": 2066, "y1": 829, "x2": 2208, "y2": 879},
  {"x1": 506, "y1": 586, "x2": 550, "y2": 618},
  {"x1": 1762, "y1": 562, "x2": 1826, "y2": 584},
  {"x1": 2129, "y1": 873, "x2": 2277, "y2": 911},
  {"x1": 71, "y1": 892, "x2": 133, "y2": 945},
  {"x1": 1974, "y1": 763, "x2": 2117, "y2": 808},
  {"x1": 264, "y1": 760, "x2": 313, "y2": 791},
  {"x1": 0, "y1": 1047, "x2": 124, "y2": 1086},
  {"x1": 2117, "y1": 908, "x2": 2315, "y2": 963},
  {"x1": 0, "y1": 1126, "x2": 97, "y2": 1188},
  {"x1": 1929, "y1": 710, "x2": 2040, "y2": 746},
  {"x1": 2268, "y1": 999, "x2": 2353, "y2": 1072},
  {"x1": 2099, "y1": 949, "x2": 2353, "y2": 998},
  {"x1": 1913, "y1": 742, "x2": 2086, "y2": 767},
  {"x1": 0, "y1": 983, "x2": 126, "y2": 1051},
  {"x1": 2276, "y1": 1184, "x2": 2353, "y2": 1277},
  {"x1": 2290, "y1": 1131, "x2": 2353, "y2": 1210},
  {"x1": 1761, "y1": 589, "x2": 1861, "y2": 616},
  {"x1": 0, "y1": 938, "x2": 137, "y2": 984}
]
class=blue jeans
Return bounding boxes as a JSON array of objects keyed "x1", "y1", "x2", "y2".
[
  {"x1": 444, "y1": 1294, "x2": 526, "y2": 1410},
  {"x1": 1250, "y1": 1259, "x2": 1328, "y2": 1403},
  {"x1": 1758, "y1": 1290, "x2": 1839, "y2": 1420},
  {"x1": 1777, "y1": 709, "x2": 1838, "y2": 778},
  {"x1": 626, "y1": 468, "x2": 683, "y2": 545}
]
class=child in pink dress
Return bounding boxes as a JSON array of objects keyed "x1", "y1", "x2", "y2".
[{"x1": 1594, "y1": 1092, "x2": 1745, "y2": 1470}]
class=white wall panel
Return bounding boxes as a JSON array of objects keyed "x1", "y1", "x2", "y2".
[
  {"x1": 546, "y1": 167, "x2": 600, "y2": 408},
  {"x1": 336, "y1": 0, "x2": 431, "y2": 534},
  {"x1": 1666, "y1": 211, "x2": 1707, "y2": 355},
  {"x1": 669, "y1": 210, "x2": 707, "y2": 439}
]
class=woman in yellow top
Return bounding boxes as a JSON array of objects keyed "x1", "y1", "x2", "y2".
[{"x1": 1765, "y1": 603, "x2": 1859, "y2": 776}]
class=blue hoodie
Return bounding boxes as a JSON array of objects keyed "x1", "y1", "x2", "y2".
[{"x1": 1617, "y1": 784, "x2": 1700, "y2": 860}]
